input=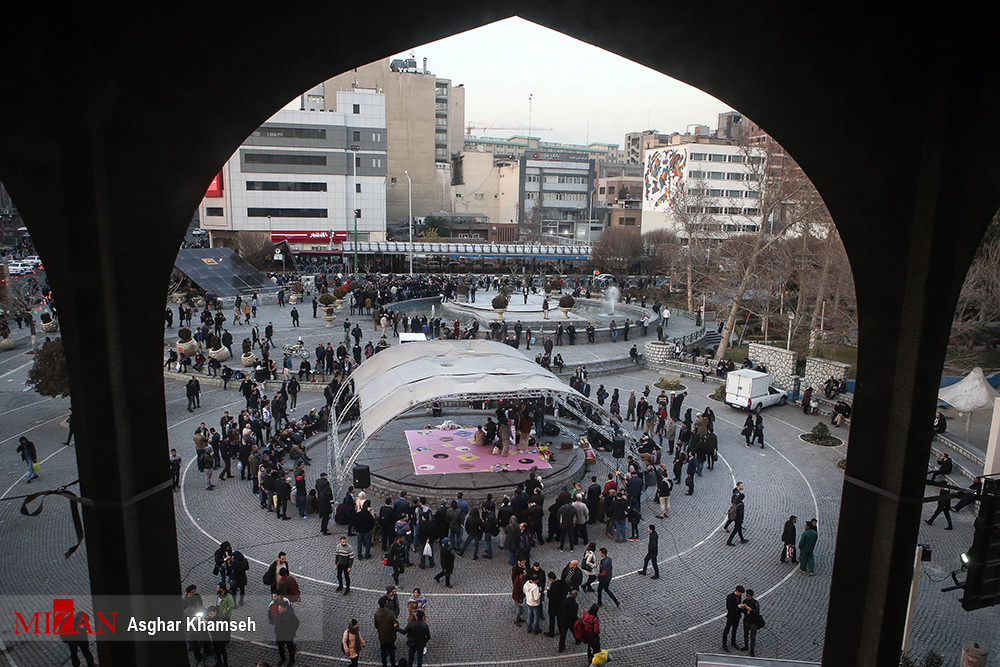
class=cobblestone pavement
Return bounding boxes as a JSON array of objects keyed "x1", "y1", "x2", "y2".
[{"x1": 1, "y1": 333, "x2": 998, "y2": 665}]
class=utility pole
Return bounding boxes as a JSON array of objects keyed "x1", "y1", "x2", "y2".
[
  {"x1": 351, "y1": 145, "x2": 359, "y2": 275},
  {"x1": 405, "y1": 170, "x2": 413, "y2": 275}
]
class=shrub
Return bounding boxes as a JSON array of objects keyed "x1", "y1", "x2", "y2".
[
  {"x1": 654, "y1": 377, "x2": 686, "y2": 391},
  {"x1": 333, "y1": 286, "x2": 347, "y2": 299},
  {"x1": 319, "y1": 293, "x2": 336, "y2": 306},
  {"x1": 811, "y1": 422, "x2": 831, "y2": 438},
  {"x1": 40, "y1": 312, "x2": 52, "y2": 324},
  {"x1": 178, "y1": 327, "x2": 192, "y2": 342},
  {"x1": 27, "y1": 338, "x2": 69, "y2": 398},
  {"x1": 710, "y1": 386, "x2": 726, "y2": 402},
  {"x1": 209, "y1": 335, "x2": 221, "y2": 349},
  {"x1": 457, "y1": 284, "x2": 469, "y2": 295},
  {"x1": 559, "y1": 295, "x2": 575, "y2": 309},
  {"x1": 800, "y1": 421, "x2": 842, "y2": 446},
  {"x1": 492, "y1": 294, "x2": 509, "y2": 310},
  {"x1": 291, "y1": 282, "x2": 304, "y2": 294},
  {"x1": 544, "y1": 281, "x2": 555, "y2": 293},
  {"x1": 243, "y1": 339, "x2": 252, "y2": 354}
]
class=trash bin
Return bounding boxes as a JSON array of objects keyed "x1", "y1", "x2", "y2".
[{"x1": 962, "y1": 642, "x2": 988, "y2": 667}]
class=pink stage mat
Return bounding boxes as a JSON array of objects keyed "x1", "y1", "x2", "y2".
[{"x1": 405, "y1": 428, "x2": 553, "y2": 475}]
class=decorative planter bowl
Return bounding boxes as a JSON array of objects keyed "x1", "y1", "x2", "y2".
[
  {"x1": 558, "y1": 307, "x2": 571, "y2": 319},
  {"x1": 0, "y1": 337, "x2": 17, "y2": 351},
  {"x1": 494, "y1": 309, "x2": 506, "y2": 320},
  {"x1": 40, "y1": 320, "x2": 59, "y2": 333},
  {"x1": 241, "y1": 352, "x2": 257, "y2": 367},
  {"x1": 176, "y1": 339, "x2": 198, "y2": 357},
  {"x1": 209, "y1": 347, "x2": 230, "y2": 362}
]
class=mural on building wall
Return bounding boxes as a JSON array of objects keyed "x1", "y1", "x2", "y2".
[{"x1": 644, "y1": 148, "x2": 686, "y2": 210}]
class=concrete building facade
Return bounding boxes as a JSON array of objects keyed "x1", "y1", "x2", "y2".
[
  {"x1": 316, "y1": 57, "x2": 465, "y2": 225},
  {"x1": 197, "y1": 91, "x2": 387, "y2": 252},
  {"x1": 450, "y1": 151, "x2": 520, "y2": 225},
  {"x1": 641, "y1": 140, "x2": 764, "y2": 239},
  {"x1": 520, "y1": 152, "x2": 597, "y2": 244}
]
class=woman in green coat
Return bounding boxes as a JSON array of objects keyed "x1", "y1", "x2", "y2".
[{"x1": 798, "y1": 519, "x2": 818, "y2": 575}]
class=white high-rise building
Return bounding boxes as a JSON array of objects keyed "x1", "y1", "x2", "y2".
[
  {"x1": 198, "y1": 89, "x2": 387, "y2": 253},
  {"x1": 641, "y1": 142, "x2": 765, "y2": 239}
]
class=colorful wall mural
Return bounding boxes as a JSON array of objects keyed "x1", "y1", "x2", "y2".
[{"x1": 643, "y1": 147, "x2": 686, "y2": 211}]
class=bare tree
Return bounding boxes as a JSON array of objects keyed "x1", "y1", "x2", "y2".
[
  {"x1": 591, "y1": 226, "x2": 643, "y2": 275},
  {"x1": 666, "y1": 178, "x2": 719, "y2": 311},
  {"x1": 714, "y1": 137, "x2": 835, "y2": 362},
  {"x1": 948, "y1": 221, "x2": 1000, "y2": 369},
  {"x1": 236, "y1": 231, "x2": 273, "y2": 270}
]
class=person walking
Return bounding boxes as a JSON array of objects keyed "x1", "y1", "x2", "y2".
[
  {"x1": 388, "y1": 535, "x2": 408, "y2": 585},
  {"x1": 798, "y1": 519, "x2": 818, "y2": 575},
  {"x1": 374, "y1": 597, "x2": 399, "y2": 667},
  {"x1": 780, "y1": 515, "x2": 798, "y2": 563},
  {"x1": 335, "y1": 536, "x2": 355, "y2": 594},
  {"x1": 433, "y1": 537, "x2": 455, "y2": 588},
  {"x1": 925, "y1": 488, "x2": 954, "y2": 529},
  {"x1": 726, "y1": 498, "x2": 747, "y2": 546},
  {"x1": 656, "y1": 474, "x2": 673, "y2": 518},
  {"x1": 17, "y1": 436, "x2": 39, "y2": 484},
  {"x1": 581, "y1": 543, "x2": 598, "y2": 592},
  {"x1": 637, "y1": 525, "x2": 660, "y2": 578},
  {"x1": 752, "y1": 414, "x2": 764, "y2": 448},
  {"x1": 722, "y1": 585, "x2": 745, "y2": 651},
  {"x1": 60, "y1": 610, "x2": 96, "y2": 667},
  {"x1": 342, "y1": 618, "x2": 366, "y2": 667},
  {"x1": 596, "y1": 548, "x2": 620, "y2": 608}
]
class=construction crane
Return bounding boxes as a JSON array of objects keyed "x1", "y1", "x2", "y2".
[{"x1": 465, "y1": 123, "x2": 552, "y2": 136}]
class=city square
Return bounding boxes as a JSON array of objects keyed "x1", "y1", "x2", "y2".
[{"x1": 2, "y1": 5, "x2": 1000, "y2": 667}]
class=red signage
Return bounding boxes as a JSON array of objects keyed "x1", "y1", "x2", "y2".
[
  {"x1": 270, "y1": 231, "x2": 347, "y2": 243},
  {"x1": 205, "y1": 172, "x2": 223, "y2": 198}
]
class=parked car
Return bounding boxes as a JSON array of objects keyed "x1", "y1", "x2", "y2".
[{"x1": 725, "y1": 369, "x2": 788, "y2": 411}]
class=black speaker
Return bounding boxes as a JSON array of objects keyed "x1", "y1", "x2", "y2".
[
  {"x1": 612, "y1": 437, "x2": 626, "y2": 459},
  {"x1": 352, "y1": 464, "x2": 371, "y2": 489}
]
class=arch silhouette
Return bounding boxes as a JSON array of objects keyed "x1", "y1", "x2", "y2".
[{"x1": 1, "y1": 5, "x2": 998, "y2": 665}]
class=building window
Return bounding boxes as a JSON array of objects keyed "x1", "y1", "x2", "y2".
[
  {"x1": 247, "y1": 208, "x2": 328, "y2": 218},
  {"x1": 206, "y1": 207, "x2": 224, "y2": 216},
  {"x1": 729, "y1": 155, "x2": 745, "y2": 163},
  {"x1": 599, "y1": 187, "x2": 606, "y2": 194},
  {"x1": 372, "y1": 158, "x2": 382, "y2": 167},
  {"x1": 246, "y1": 181, "x2": 327, "y2": 191},
  {"x1": 747, "y1": 190, "x2": 760, "y2": 198},
  {"x1": 688, "y1": 170, "x2": 705, "y2": 179},
  {"x1": 475, "y1": 193, "x2": 484, "y2": 200},
  {"x1": 435, "y1": 118, "x2": 448, "y2": 127},
  {"x1": 256, "y1": 126, "x2": 327, "y2": 140},
  {"x1": 708, "y1": 189, "x2": 724, "y2": 197},
  {"x1": 372, "y1": 132, "x2": 381, "y2": 141},
  {"x1": 725, "y1": 190, "x2": 744, "y2": 198},
  {"x1": 355, "y1": 156, "x2": 361, "y2": 168},
  {"x1": 708, "y1": 171, "x2": 724, "y2": 180},
  {"x1": 726, "y1": 173, "x2": 744, "y2": 181},
  {"x1": 690, "y1": 153, "x2": 708, "y2": 161},
  {"x1": 710, "y1": 154, "x2": 727, "y2": 162},
  {"x1": 526, "y1": 175, "x2": 539, "y2": 183},
  {"x1": 355, "y1": 183, "x2": 362, "y2": 193},
  {"x1": 353, "y1": 131, "x2": 361, "y2": 141},
  {"x1": 353, "y1": 104, "x2": 360, "y2": 114},
  {"x1": 245, "y1": 153, "x2": 326, "y2": 165}
]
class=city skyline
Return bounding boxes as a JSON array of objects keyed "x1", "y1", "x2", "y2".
[{"x1": 390, "y1": 17, "x2": 735, "y2": 147}]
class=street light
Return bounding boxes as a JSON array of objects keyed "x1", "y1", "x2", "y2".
[
  {"x1": 786, "y1": 309, "x2": 795, "y2": 350},
  {"x1": 350, "y1": 145, "x2": 360, "y2": 275},
  {"x1": 404, "y1": 170, "x2": 413, "y2": 275}
]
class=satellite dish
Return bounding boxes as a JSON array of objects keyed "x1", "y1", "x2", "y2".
[{"x1": 477, "y1": 145, "x2": 485, "y2": 152}]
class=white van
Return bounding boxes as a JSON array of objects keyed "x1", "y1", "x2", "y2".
[{"x1": 725, "y1": 369, "x2": 788, "y2": 411}]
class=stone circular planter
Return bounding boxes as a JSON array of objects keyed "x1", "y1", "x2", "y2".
[
  {"x1": 335, "y1": 298, "x2": 346, "y2": 311},
  {"x1": 176, "y1": 339, "x2": 198, "y2": 357},
  {"x1": 241, "y1": 352, "x2": 257, "y2": 367},
  {"x1": 172, "y1": 293, "x2": 186, "y2": 303},
  {"x1": 494, "y1": 309, "x2": 506, "y2": 320},
  {"x1": 321, "y1": 306, "x2": 337, "y2": 328},
  {"x1": 0, "y1": 337, "x2": 17, "y2": 351},
  {"x1": 558, "y1": 307, "x2": 571, "y2": 319},
  {"x1": 40, "y1": 320, "x2": 59, "y2": 333},
  {"x1": 209, "y1": 346, "x2": 230, "y2": 362},
  {"x1": 195, "y1": 298, "x2": 206, "y2": 308}
]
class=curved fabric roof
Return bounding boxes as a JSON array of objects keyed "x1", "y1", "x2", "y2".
[
  {"x1": 938, "y1": 367, "x2": 1000, "y2": 412},
  {"x1": 350, "y1": 340, "x2": 583, "y2": 439}
]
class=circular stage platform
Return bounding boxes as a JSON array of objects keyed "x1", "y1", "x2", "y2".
[{"x1": 354, "y1": 408, "x2": 589, "y2": 501}]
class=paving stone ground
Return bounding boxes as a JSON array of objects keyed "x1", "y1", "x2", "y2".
[{"x1": 0, "y1": 306, "x2": 996, "y2": 665}]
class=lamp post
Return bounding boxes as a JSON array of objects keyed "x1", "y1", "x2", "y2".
[
  {"x1": 786, "y1": 309, "x2": 795, "y2": 350},
  {"x1": 404, "y1": 170, "x2": 413, "y2": 275},
  {"x1": 267, "y1": 215, "x2": 273, "y2": 264},
  {"x1": 350, "y1": 145, "x2": 359, "y2": 276}
]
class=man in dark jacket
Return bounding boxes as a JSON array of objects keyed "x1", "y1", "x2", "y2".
[
  {"x1": 557, "y1": 590, "x2": 579, "y2": 652},
  {"x1": 638, "y1": 524, "x2": 659, "y2": 578},
  {"x1": 273, "y1": 598, "x2": 299, "y2": 665},
  {"x1": 316, "y1": 474, "x2": 333, "y2": 534},
  {"x1": 400, "y1": 610, "x2": 430, "y2": 667},
  {"x1": 780, "y1": 515, "x2": 798, "y2": 563},
  {"x1": 374, "y1": 598, "x2": 399, "y2": 667},
  {"x1": 274, "y1": 476, "x2": 292, "y2": 520},
  {"x1": 723, "y1": 585, "x2": 745, "y2": 651},
  {"x1": 17, "y1": 436, "x2": 38, "y2": 483},
  {"x1": 925, "y1": 488, "x2": 954, "y2": 529},
  {"x1": 544, "y1": 570, "x2": 569, "y2": 638},
  {"x1": 726, "y1": 500, "x2": 747, "y2": 546}
]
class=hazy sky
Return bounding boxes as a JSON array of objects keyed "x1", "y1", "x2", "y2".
[{"x1": 389, "y1": 17, "x2": 734, "y2": 147}]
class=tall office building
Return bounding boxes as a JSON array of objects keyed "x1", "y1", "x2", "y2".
[
  {"x1": 314, "y1": 56, "x2": 465, "y2": 225},
  {"x1": 198, "y1": 90, "x2": 387, "y2": 253}
]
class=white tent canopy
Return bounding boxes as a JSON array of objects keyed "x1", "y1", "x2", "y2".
[
  {"x1": 938, "y1": 367, "x2": 1000, "y2": 413},
  {"x1": 349, "y1": 339, "x2": 584, "y2": 440}
]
